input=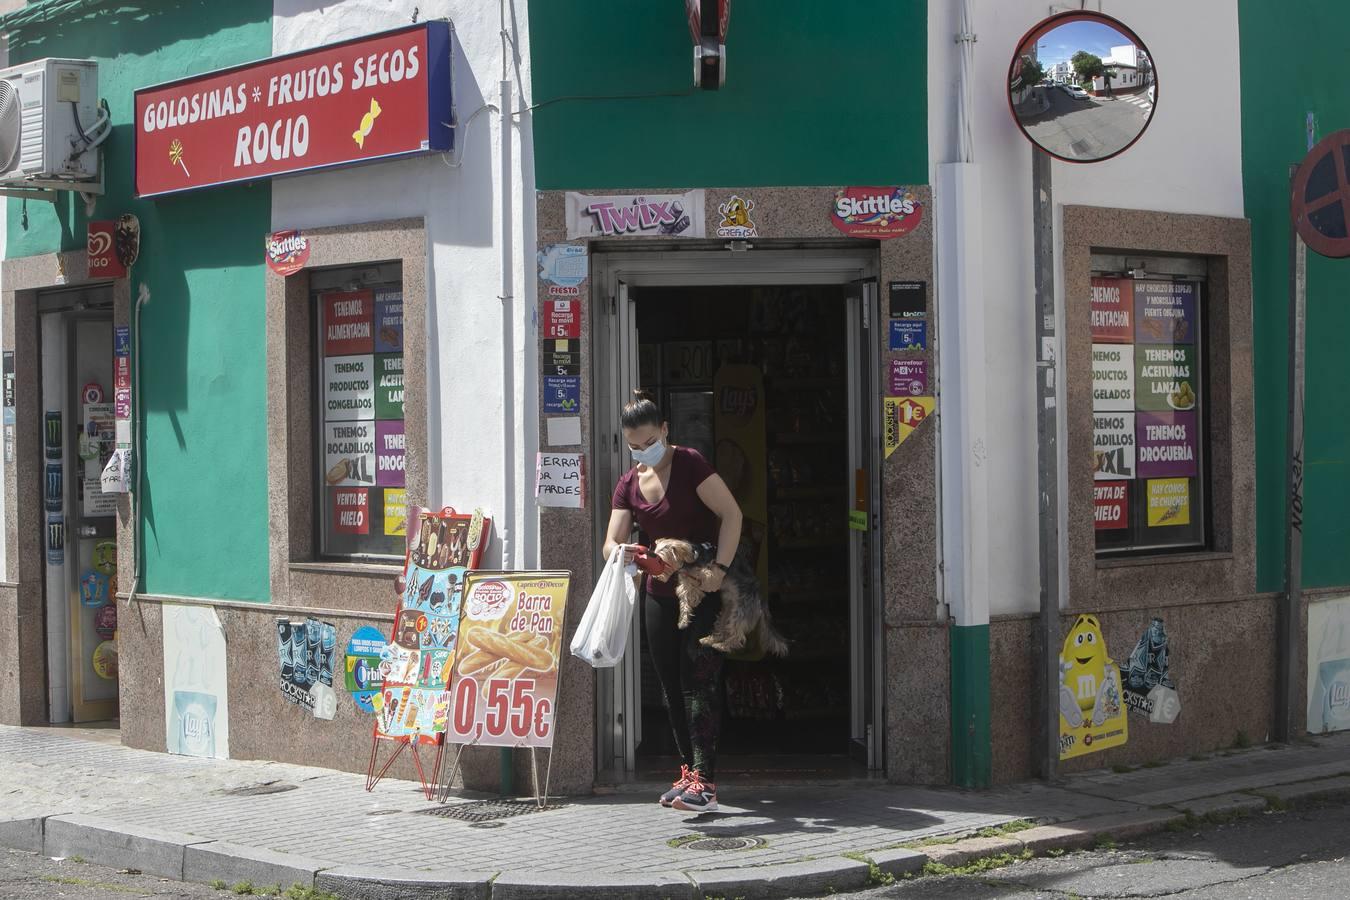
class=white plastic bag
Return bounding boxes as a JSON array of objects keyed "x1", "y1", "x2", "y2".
[{"x1": 570, "y1": 546, "x2": 638, "y2": 668}]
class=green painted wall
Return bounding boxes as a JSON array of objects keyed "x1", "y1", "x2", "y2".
[
  {"x1": 7, "y1": 3, "x2": 274, "y2": 601},
  {"x1": 526, "y1": 1, "x2": 927, "y2": 189},
  {"x1": 1240, "y1": 3, "x2": 1350, "y2": 593}
]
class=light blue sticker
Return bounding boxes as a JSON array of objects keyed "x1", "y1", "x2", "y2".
[
  {"x1": 538, "y1": 244, "x2": 589, "y2": 288},
  {"x1": 889, "y1": 320, "x2": 927, "y2": 351}
]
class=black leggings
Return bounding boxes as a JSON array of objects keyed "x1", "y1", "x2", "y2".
[{"x1": 644, "y1": 589, "x2": 725, "y2": 781}]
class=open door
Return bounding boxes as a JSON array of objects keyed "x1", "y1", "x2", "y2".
[
  {"x1": 847, "y1": 279, "x2": 884, "y2": 768},
  {"x1": 593, "y1": 278, "x2": 641, "y2": 777},
  {"x1": 40, "y1": 291, "x2": 118, "y2": 724}
]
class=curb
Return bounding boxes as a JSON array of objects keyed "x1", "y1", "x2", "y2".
[
  {"x1": 5, "y1": 776, "x2": 1350, "y2": 900},
  {"x1": 317, "y1": 865, "x2": 494, "y2": 900}
]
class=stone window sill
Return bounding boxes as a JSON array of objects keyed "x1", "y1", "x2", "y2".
[
  {"x1": 289, "y1": 561, "x2": 401, "y2": 578},
  {"x1": 1095, "y1": 551, "x2": 1233, "y2": 570}
]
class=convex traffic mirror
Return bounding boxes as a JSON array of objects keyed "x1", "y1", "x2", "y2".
[{"x1": 1008, "y1": 12, "x2": 1157, "y2": 163}]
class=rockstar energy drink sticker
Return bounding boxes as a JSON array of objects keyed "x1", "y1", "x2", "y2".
[{"x1": 883, "y1": 396, "x2": 936, "y2": 459}]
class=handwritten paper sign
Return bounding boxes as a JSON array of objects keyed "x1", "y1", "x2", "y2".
[{"x1": 535, "y1": 452, "x2": 585, "y2": 508}]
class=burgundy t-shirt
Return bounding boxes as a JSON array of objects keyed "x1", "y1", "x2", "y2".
[{"x1": 612, "y1": 446, "x2": 719, "y2": 597}]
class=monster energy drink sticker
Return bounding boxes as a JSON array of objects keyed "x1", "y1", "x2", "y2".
[
  {"x1": 1123, "y1": 618, "x2": 1181, "y2": 724},
  {"x1": 46, "y1": 514, "x2": 65, "y2": 565},
  {"x1": 44, "y1": 464, "x2": 63, "y2": 512},
  {"x1": 44, "y1": 411, "x2": 62, "y2": 460}
]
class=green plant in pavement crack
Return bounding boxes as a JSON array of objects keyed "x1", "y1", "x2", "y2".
[{"x1": 842, "y1": 851, "x2": 895, "y2": 886}]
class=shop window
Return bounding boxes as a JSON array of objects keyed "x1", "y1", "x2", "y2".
[
  {"x1": 312, "y1": 262, "x2": 405, "y2": 560},
  {"x1": 1091, "y1": 257, "x2": 1206, "y2": 556}
]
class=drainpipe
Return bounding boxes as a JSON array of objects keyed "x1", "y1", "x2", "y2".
[
  {"x1": 497, "y1": 0, "x2": 516, "y2": 793},
  {"x1": 939, "y1": 0, "x2": 992, "y2": 789}
]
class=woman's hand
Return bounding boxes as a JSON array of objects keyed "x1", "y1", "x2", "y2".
[{"x1": 699, "y1": 566, "x2": 726, "y2": 593}]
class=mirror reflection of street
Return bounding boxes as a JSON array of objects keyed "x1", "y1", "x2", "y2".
[{"x1": 1018, "y1": 83, "x2": 1154, "y2": 161}]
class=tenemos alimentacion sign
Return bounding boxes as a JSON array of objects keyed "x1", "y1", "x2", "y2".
[{"x1": 134, "y1": 22, "x2": 452, "y2": 198}]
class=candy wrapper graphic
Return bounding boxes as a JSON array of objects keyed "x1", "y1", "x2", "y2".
[{"x1": 1058, "y1": 614, "x2": 1129, "y2": 760}]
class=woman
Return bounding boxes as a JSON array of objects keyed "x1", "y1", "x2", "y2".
[{"x1": 603, "y1": 390, "x2": 743, "y2": 812}]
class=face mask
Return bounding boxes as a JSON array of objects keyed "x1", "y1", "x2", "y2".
[{"x1": 631, "y1": 439, "x2": 667, "y2": 467}]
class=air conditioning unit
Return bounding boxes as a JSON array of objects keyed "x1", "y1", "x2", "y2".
[{"x1": 0, "y1": 58, "x2": 101, "y2": 184}]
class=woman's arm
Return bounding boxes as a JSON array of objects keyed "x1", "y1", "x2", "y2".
[
  {"x1": 602, "y1": 508, "x2": 635, "y2": 563},
  {"x1": 696, "y1": 473, "x2": 744, "y2": 569}
]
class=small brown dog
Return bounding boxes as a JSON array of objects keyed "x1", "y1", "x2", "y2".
[{"x1": 651, "y1": 538, "x2": 788, "y2": 656}]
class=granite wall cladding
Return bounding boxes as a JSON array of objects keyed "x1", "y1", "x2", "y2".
[
  {"x1": 991, "y1": 595, "x2": 1278, "y2": 783},
  {"x1": 121, "y1": 598, "x2": 440, "y2": 785},
  {"x1": 536, "y1": 186, "x2": 946, "y2": 786}
]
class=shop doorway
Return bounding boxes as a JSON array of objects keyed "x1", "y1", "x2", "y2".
[
  {"x1": 37, "y1": 285, "x2": 120, "y2": 724},
  {"x1": 591, "y1": 249, "x2": 883, "y2": 780}
]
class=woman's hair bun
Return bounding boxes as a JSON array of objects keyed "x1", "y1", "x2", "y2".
[{"x1": 621, "y1": 389, "x2": 663, "y2": 430}]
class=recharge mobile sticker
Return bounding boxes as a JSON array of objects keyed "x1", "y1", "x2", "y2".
[
  {"x1": 888, "y1": 320, "x2": 926, "y2": 351},
  {"x1": 543, "y1": 375, "x2": 580, "y2": 414}
]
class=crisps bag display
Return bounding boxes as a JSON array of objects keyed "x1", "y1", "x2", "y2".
[{"x1": 375, "y1": 507, "x2": 491, "y2": 744}]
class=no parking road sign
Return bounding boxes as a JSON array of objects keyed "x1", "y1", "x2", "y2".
[{"x1": 1292, "y1": 129, "x2": 1350, "y2": 259}]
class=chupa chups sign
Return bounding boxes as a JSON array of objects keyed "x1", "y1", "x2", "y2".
[
  {"x1": 266, "y1": 230, "x2": 310, "y2": 276},
  {"x1": 831, "y1": 187, "x2": 923, "y2": 239},
  {"x1": 134, "y1": 22, "x2": 452, "y2": 198}
]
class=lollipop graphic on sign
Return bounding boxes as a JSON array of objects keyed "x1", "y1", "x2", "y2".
[{"x1": 168, "y1": 139, "x2": 191, "y2": 178}]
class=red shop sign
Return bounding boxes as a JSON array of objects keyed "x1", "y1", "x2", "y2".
[
  {"x1": 87, "y1": 221, "x2": 125, "y2": 279},
  {"x1": 830, "y1": 187, "x2": 924, "y2": 239},
  {"x1": 134, "y1": 22, "x2": 452, "y2": 198},
  {"x1": 544, "y1": 300, "x2": 581, "y2": 339}
]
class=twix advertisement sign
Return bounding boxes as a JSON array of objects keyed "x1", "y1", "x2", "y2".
[{"x1": 134, "y1": 22, "x2": 452, "y2": 198}]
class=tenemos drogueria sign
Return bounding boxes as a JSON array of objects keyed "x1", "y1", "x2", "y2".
[{"x1": 134, "y1": 22, "x2": 452, "y2": 198}]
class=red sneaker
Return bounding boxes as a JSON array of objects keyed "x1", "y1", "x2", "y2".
[
  {"x1": 671, "y1": 772, "x2": 718, "y2": 812},
  {"x1": 660, "y1": 764, "x2": 694, "y2": 807}
]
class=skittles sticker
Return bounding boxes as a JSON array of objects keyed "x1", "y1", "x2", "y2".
[
  {"x1": 265, "y1": 230, "x2": 310, "y2": 277},
  {"x1": 830, "y1": 186, "x2": 923, "y2": 239}
]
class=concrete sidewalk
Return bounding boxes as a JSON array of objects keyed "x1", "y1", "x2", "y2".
[{"x1": 1, "y1": 726, "x2": 1348, "y2": 899}]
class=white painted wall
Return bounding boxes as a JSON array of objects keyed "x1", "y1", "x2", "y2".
[
  {"x1": 271, "y1": 0, "x2": 538, "y2": 568},
  {"x1": 929, "y1": 0, "x2": 1244, "y2": 616}
]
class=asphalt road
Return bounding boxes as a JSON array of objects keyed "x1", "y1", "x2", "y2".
[
  {"x1": 821, "y1": 796, "x2": 1350, "y2": 899},
  {"x1": 1019, "y1": 87, "x2": 1152, "y2": 161},
  {"x1": 0, "y1": 849, "x2": 300, "y2": 899}
]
